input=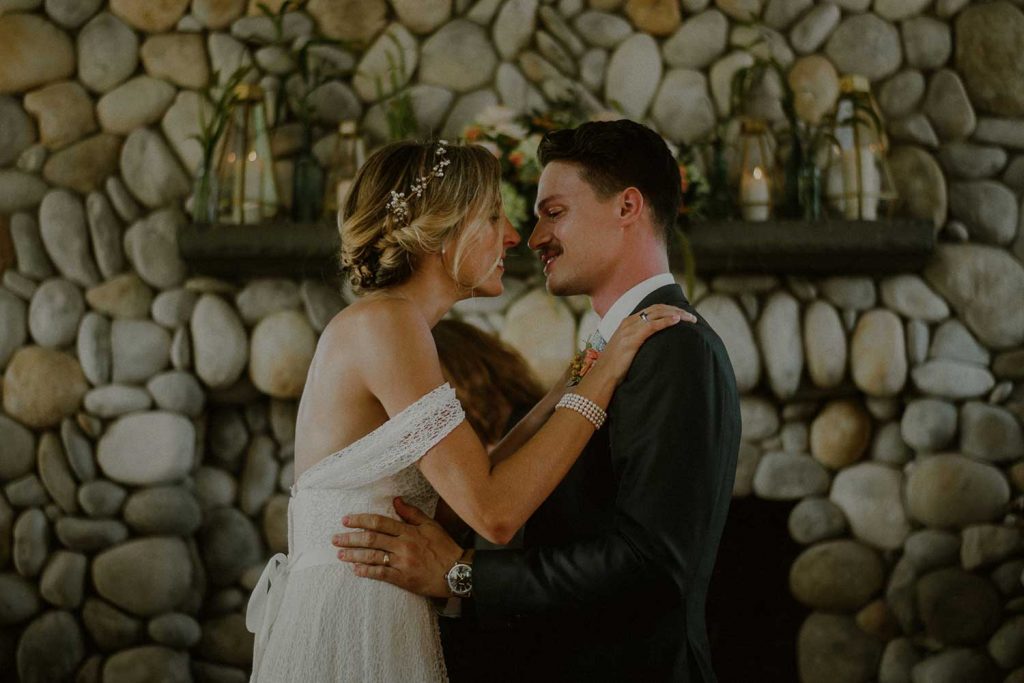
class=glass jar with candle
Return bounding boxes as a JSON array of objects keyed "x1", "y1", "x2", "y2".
[
  {"x1": 215, "y1": 83, "x2": 280, "y2": 225},
  {"x1": 737, "y1": 119, "x2": 775, "y2": 222},
  {"x1": 323, "y1": 120, "x2": 366, "y2": 222},
  {"x1": 823, "y1": 75, "x2": 897, "y2": 221}
]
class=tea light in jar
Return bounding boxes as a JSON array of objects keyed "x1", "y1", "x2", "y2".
[{"x1": 741, "y1": 166, "x2": 770, "y2": 221}]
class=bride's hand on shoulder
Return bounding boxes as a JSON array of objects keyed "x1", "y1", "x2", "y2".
[{"x1": 588, "y1": 305, "x2": 696, "y2": 387}]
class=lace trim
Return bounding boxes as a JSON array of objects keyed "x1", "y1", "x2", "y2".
[{"x1": 296, "y1": 383, "x2": 465, "y2": 490}]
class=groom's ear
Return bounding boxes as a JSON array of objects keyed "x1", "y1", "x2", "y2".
[{"x1": 619, "y1": 186, "x2": 645, "y2": 225}]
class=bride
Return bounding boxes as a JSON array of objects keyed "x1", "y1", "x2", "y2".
[{"x1": 245, "y1": 138, "x2": 687, "y2": 681}]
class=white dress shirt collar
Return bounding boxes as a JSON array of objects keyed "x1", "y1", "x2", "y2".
[{"x1": 596, "y1": 273, "x2": 677, "y2": 342}]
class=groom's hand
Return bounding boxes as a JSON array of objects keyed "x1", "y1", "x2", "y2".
[{"x1": 332, "y1": 497, "x2": 463, "y2": 598}]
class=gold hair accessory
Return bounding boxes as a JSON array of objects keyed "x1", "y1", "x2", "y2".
[{"x1": 385, "y1": 140, "x2": 451, "y2": 224}]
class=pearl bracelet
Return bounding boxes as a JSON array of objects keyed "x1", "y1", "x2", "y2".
[{"x1": 555, "y1": 392, "x2": 607, "y2": 430}]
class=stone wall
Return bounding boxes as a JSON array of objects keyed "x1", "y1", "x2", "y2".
[{"x1": 1, "y1": 0, "x2": 1024, "y2": 681}]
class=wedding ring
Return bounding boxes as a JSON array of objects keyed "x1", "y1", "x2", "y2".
[
  {"x1": 382, "y1": 552, "x2": 390, "y2": 567},
  {"x1": 640, "y1": 311, "x2": 650, "y2": 323}
]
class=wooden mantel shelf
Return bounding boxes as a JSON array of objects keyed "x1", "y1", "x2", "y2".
[{"x1": 177, "y1": 218, "x2": 935, "y2": 279}]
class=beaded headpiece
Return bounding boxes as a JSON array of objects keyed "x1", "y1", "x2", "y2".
[{"x1": 385, "y1": 140, "x2": 451, "y2": 225}]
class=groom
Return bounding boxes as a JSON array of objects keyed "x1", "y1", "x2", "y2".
[{"x1": 335, "y1": 119, "x2": 741, "y2": 682}]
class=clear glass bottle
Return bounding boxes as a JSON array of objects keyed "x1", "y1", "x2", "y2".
[
  {"x1": 736, "y1": 118, "x2": 775, "y2": 222},
  {"x1": 292, "y1": 125, "x2": 324, "y2": 222},
  {"x1": 323, "y1": 120, "x2": 366, "y2": 222},
  {"x1": 215, "y1": 83, "x2": 280, "y2": 224}
]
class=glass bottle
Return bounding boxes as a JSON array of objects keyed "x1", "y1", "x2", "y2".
[
  {"x1": 215, "y1": 83, "x2": 280, "y2": 224},
  {"x1": 292, "y1": 125, "x2": 324, "y2": 222},
  {"x1": 323, "y1": 120, "x2": 366, "y2": 222},
  {"x1": 736, "y1": 119, "x2": 775, "y2": 222}
]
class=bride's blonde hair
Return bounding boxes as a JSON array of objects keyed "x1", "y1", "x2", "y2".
[{"x1": 340, "y1": 140, "x2": 503, "y2": 295}]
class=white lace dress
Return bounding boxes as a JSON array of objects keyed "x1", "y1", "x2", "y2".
[{"x1": 246, "y1": 383, "x2": 465, "y2": 682}]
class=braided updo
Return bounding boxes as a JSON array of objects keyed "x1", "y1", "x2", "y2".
[{"x1": 339, "y1": 140, "x2": 503, "y2": 296}]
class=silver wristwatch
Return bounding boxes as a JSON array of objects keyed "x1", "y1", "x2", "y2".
[{"x1": 445, "y1": 553, "x2": 473, "y2": 598}]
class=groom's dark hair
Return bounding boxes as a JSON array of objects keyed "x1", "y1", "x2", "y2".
[{"x1": 537, "y1": 119, "x2": 682, "y2": 242}]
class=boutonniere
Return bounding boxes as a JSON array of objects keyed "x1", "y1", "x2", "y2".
[{"x1": 567, "y1": 345, "x2": 601, "y2": 386}]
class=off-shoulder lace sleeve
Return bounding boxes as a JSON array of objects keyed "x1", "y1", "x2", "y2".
[{"x1": 298, "y1": 383, "x2": 465, "y2": 490}]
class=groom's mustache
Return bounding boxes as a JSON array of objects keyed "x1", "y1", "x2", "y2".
[{"x1": 537, "y1": 245, "x2": 563, "y2": 265}]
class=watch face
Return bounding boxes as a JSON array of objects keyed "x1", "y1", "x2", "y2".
[{"x1": 447, "y1": 563, "x2": 472, "y2": 597}]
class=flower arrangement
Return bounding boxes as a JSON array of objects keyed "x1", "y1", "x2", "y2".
[{"x1": 568, "y1": 345, "x2": 601, "y2": 386}]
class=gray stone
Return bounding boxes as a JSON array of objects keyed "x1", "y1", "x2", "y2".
[
  {"x1": 3, "y1": 271, "x2": 37, "y2": 299},
  {"x1": 993, "y1": 349, "x2": 1024, "y2": 380},
  {"x1": 890, "y1": 113, "x2": 939, "y2": 149},
  {"x1": 831, "y1": 463, "x2": 910, "y2": 550},
  {"x1": 207, "y1": 407, "x2": 248, "y2": 468},
  {"x1": 146, "y1": 370, "x2": 205, "y2": 417},
  {"x1": 880, "y1": 638, "x2": 921, "y2": 683},
  {"x1": 54, "y1": 517, "x2": 128, "y2": 552},
  {"x1": 709, "y1": 50, "x2": 754, "y2": 116},
  {"x1": 605, "y1": 33, "x2": 661, "y2": 119},
  {"x1": 975, "y1": 117, "x2": 1024, "y2": 150},
  {"x1": 77, "y1": 12, "x2": 138, "y2": 93},
  {"x1": 902, "y1": 16, "x2": 951, "y2": 70},
  {"x1": 103, "y1": 645, "x2": 191, "y2": 683},
  {"x1": 420, "y1": 20, "x2": 497, "y2": 93},
  {"x1": 758, "y1": 292, "x2": 803, "y2": 400},
  {"x1": 0, "y1": 170, "x2": 48, "y2": 214},
  {"x1": 939, "y1": 143, "x2": 1008, "y2": 179},
  {"x1": 120, "y1": 128, "x2": 190, "y2": 209},
  {"x1": 77, "y1": 480, "x2": 126, "y2": 518},
  {"x1": 140, "y1": 32, "x2": 209, "y2": 90},
  {"x1": 956, "y1": 1, "x2": 1024, "y2": 117},
  {"x1": 781, "y1": 421, "x2": 808, "y2": 452},
  {"x1": 733, "y1": 442, "x2": 761, "y2": 498},
  {"x1": 798, "y1": 613, "x2": 883, "y2": 683},
  {"x1": 880, "y1": 275, "x2": 949, "y2": 322},
  {"x1": 740, "y1": 397, "x2": 780, "y2": 442},
  {"x1": 906, "y1": 454, "x2": 1010, "y2": 528},
  {"x1": 924, "y1": 70, "x2": 977, "y2": 141},
  {"x1": 240, "y1": 435, "x2": 278, "y2": 516},
  {"x1": 148, "y1": 612, "x2": 202, "y2": 649},
  {"x1": 912, "y1": 359, "x2": 995, "y2": 400},
  {"x1": 235, "y1": 278, "x2": 300, "y2": 325},
  {"x1": 442, "y1": 88, "x2": 500, "y2": 147},
  {"x1": 989, "y1": 616, "x2": 1024, "y2": 669},
  {"x1": 5, "y1": 475, "x2": 49, "y2": 507},
  {"x1": 39, "y1": 550, "x2": 86, "y2": 608},
  {"x1": 199, "y1": 507, "x2": 263, "y2": 587},
  {"x1": 0, "y1": 96, "x2": 36, "y2": 167},
  {"x1": 97, "y1": 411, "x2": 195, "y2": 486},
  {"x1": 821, "y1": 277, "x2": 876, "y2": 310},
  {"x1": 901, "y1": 399, "x2": 957, "y2": 452},
  {"x1": 82, "y1": 597, "x2": 142, "y2": 651},
  {"x1": 111, "y1": 319, "x2": 170, "y2": 383},
  {"x1": 493, "y1": 0, "x2": 537, "y2": 59},
  {"x1": 960, "y1": 402, "x2": 1024, "y2": 462},
  {"x1": 924, "y1": 244, "x2": 1024, "y2": 348},
  {"x1": 871, "y1": 421, "x2": 912, "y2": 465},
  {"x1": 123, "y1": 485, "x2": 201, "y2": 536},
  {"x1": 197, "y1": 613, "x2": 255, "y2": 667},
  {"x1": 879, "y1": 70, "x2": 926, "y2": 120},
  {"x1": 170, "y1": 326, "x2": 191, "y2": 371},
  {"x1": 96, "y1": 76, "x2": 176, "y2": 135},
  {"x1": 651, "y1": 69, "x2": 715, "y2": 144},
  {"x1": 123, "y1": 207, "x2": 187, "y2": 289},
  {"x1": 788, "y1": 497, "x2": 847, "y2": 545},
  {"x1": 905, "y1": 529, "x2": 961, "y2": 573},
  {"x1": 789, "y1": 3, "x2": 840, "y2": 55},
  {"x1": 351, "y1": 23, "x2": 417, "y2": 102},
  {"x1": 764, "y1": 0, "x2": 811, "y2": 30},
  {"x1": 10, "y1": 213, "x2": 53, "y2": 281},
  {"x1": 949, "y1": 180, "x2": 1018, "y2": 245},
  {"x1": 907, "y1": 319, "x2": 929, "y2": 365},
  {"x1": 0, "y1": 572, "x2": 39, "y2": 626},
  {"x1": 76, "y1": 311, "x2": 111, "y2": 386},
  {"x1": 663, "y1": 9, "x2": 727, "y2": 69},
  {"x1": 191, "y1": 294, "x2": 248, "y2": 389},
  {"x1": 92, "y1": 537, "x2": 193, "y2": 616},
  {"x1": 85, "y1": 192, "x2": 125, "y2": 280},
  {"x1": 0, "y1": 287, "x2": 28, "y2": 369},
  {"x1": 790, "y1": 539, "x2": 884, "y2": 610},
  {"x1": 28, "y1": 278, "x2": 84, "y2": 349},
  {"x1": 917, "y1": 567, "x2": 1001, "y2": 644},
  {"x1": 36, "y1": 432, "x2": 77, "y2": 514},
  {"x1": 12, "y1": 508, "x2": 48, "y2": 578},
  {"x1": 573, "y1": 10, "x2": 631, "y2": 48},
  {"x1": 38, "y1": 190, "x2": 101, "y2": 288},
  {"x1": 0, "y1": 496, "x2": 12, "y2": 567},
  {"x1": 152, "y1": 289, "x2": 198, "y2": 329},
  {"x1": 850, "y1": 310, "x2": 907, "y2": 397},
  {"x1": 875, "y1": 0, "x2": 930, "y2": 20},
  {"x1": 16, "y1": 610, "x2": 84, "y2": 683},
  {"x1": 299, "y1": 280, "x2": 344, "y2": 333},
  {"x1": 961, "y1": 524, "x2": 1021, "y2": 570},
  {"x1": 105, "y1": 175, "x2": 141, "y2": 223},
  {"x1": 195, "y1": 466, "x2": 237, "y2": 510},
  {"x1": 930, "y1": 319, "x2": 991, "y2": 366},
  {"x1": 803, "y1": 300, "x2": 846, "y2": 389},
  {"x1": 753, "y1": 452, "x2": 830, "y2": 500},
  {"x1": 912, "y1": 649, "x2": 1000, "y2": 683},
  {"x1": 825, "y1": 13, "x2": 902, "y2": 81},
  {"x1": 695, "y1": 295, "x2": 760, "y2": 392},
  {"x1": 83, "y1": 384, "x2": 152, "y2": 417}
]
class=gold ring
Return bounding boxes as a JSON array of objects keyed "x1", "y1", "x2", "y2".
[{"x1": 382, "y1": 552, "x2": 390, "y2": 566}]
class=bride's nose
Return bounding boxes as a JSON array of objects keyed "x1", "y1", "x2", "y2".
[{"x1": 503, "y1": 217, "x2": 521, "y2": 248}]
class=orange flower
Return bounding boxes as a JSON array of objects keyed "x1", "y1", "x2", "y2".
[
  {"x1": 508, "y1": 151, "x2": 525, "y2": 168},
  {"x1": 679, "y1": 164, "x2": 690, "y2": 194},
  {"x1": 465, "y1": 126, "x2": 482, "y2": 142}
]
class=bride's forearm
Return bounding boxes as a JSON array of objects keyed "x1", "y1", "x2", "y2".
[{"x1": 487, "y1": 370, "x2": 569, "y2": 468}]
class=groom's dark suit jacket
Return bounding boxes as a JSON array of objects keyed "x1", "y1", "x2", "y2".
[{"x1": 467, "y1": 283, "x2": 740, "y2": 682}]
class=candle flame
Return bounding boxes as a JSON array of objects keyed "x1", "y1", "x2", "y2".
[{"x1": 752, "y1": 166, "x2": 764, "y2": 180}]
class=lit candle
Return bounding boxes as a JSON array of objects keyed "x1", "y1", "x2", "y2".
[
  {"x1": 838, "y1": 147, "x2": 880, "y2": 220},
  {"x1": 741, "y1": 166, "x2": 771, "y2": 221}
]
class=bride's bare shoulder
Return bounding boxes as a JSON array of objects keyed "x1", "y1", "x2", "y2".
[{"x1": 321, "y1": 296, "x2": 434, "y2": 354}]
